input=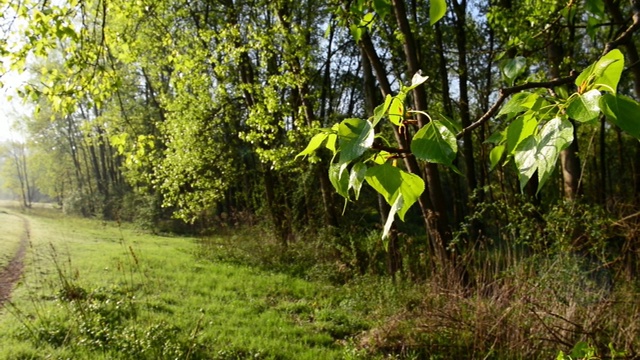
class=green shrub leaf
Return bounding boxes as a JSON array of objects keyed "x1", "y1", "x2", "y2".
[{"x1": 338, "y1": 118, "x2": 374, "y2": 163}]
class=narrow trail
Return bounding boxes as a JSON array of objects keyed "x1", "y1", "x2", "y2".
[{"x1": 0, "y1": 214, "x2": 30, "y2": 307}]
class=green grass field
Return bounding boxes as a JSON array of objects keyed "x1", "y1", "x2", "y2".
[
  {"x1": 0, "y1": 206, "x2": 377, "y2": 359},
  {"x1": 0, "y1": 210, "x2": 24, "y2": 270}
]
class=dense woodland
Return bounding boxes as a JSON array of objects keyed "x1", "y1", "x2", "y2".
[{"x1": 1, "y1": 0, "x2": 640, "y2": 356}]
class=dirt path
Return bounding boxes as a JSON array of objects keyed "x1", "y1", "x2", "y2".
[{"x1": 0, "y1": 214, "x2": 30, "y2": 307}]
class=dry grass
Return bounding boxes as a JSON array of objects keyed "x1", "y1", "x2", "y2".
[{"x1": 354, "y1": 253, "x2": 640, "y2": 359}]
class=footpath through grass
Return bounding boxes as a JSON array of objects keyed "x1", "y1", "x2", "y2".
[{"x1": 0, "y1": 207, "x2": 380, "y2": 359}]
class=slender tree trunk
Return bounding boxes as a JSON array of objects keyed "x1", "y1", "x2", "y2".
[
  {"x1": 359, "y1": 32, "x2": 447, "y2": 270},
  {"x1": 548, "y1": 35, "x2": 582, "y2": 200},
  {"x1": 452, "y1": 0, "x2": 478, "y2": 197},
  {"x1": 362, "y1": 46, "x2": 402, "y2": 277},
  {"x1": 391, "y1": 0, "x2": 455, "y2": 273}
]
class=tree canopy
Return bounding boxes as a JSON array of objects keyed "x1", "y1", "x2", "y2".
[{"x1": 0, "y1": 0, "x2": 639, "y2": 274}]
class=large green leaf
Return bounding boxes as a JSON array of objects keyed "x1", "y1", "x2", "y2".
[
  {"x1": 388, "y1": 94, "x2": 405, "y2": 126},
  {"x1": 575, "y1": 49, "x2": 624, "y2": 94},
  {"x1": 514, "y1": 117, "x2": 574, "y2": 191},
  {"x1": 601, "y1": 94, "x2": 640, "y2": 139},
  {"x1": 514, "y1": 136, "x2": 538, "y2": 191},
  {"x1": 430, "y1": 0, "x2": 447, "y2": 25},
  {"x1": 566, "y1": 89, "x2": 601, "y2": 122},
  {"x1": 373, "y1": 94, "x2": 392, "y2": 127},
  {"x1": 498, "y1": 92, "x2": 534, "y2": 116},
  {"x1": 364, "y1": 163, "x2": 424, "y2": 220},
  {"x1": 325, "y1": 123, "x2": 339, "y2": 154},
  {"x1": 506, "y1": 113, "x2": 538, "y2": 154},
  {"x1": 593, "y1": 50, "x2": 624, "y2": 93},
  {"x1": 411, "y1": 120, "x2": 457, "y2": 165},
  {"x1": 501, "y1": 56, "x2": 527, "y2": 85},
  {"x1": 296, "y1": 132, "x2": 329, "y2": 159},
  {"x1": 338, "y1": 118, "x2": 374, "y2": 163},
  {"x1": 485, "y1": 129, "x2": 506, "y2": 144},
  {"x1": 489, "y1": 144, "x2": 505, "y2": 171},
  {"x1": 535, "y1": 117, "x2": 574, "y2": 189},
  {"x1": 329, "y1": 163, "x2": 350, "y2": 199}
]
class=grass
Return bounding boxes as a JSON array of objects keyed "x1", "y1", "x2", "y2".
[
  {"x1": 0, "y1": 210, "x2": 24, "y2": 269},
  {"x1": 1, "y1": 203, "x2": 639, "y2": 359},
  {"x1": 0, "y1": 206, "x2": 374, "y2": 359}
]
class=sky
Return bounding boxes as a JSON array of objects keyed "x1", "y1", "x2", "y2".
[{"x1": 0, "y1": 67, "x2": 29, "y2": 142}]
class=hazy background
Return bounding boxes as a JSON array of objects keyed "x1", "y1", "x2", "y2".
[{"x1": 0, "y1": 67, "x2": 29, "y2": 142}]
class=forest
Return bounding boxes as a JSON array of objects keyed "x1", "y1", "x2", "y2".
[{"x1": 1, "y1": 0, "x2": 640, "y2": 357}]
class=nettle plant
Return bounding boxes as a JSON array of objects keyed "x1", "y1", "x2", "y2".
[{"x1": 298, "y1": 49, "x2": 640, "y2": 240}]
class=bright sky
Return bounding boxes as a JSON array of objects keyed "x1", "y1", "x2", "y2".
[{"x1": 0, "y1": 67, "x2": 30, "y2": 142}]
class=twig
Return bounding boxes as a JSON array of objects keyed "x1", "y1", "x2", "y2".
[
  {"x1": 456, "y1": 73, "x2": 578, "y2": 139},
  {"x1": 371, "y1": 142, "x2": 412, "y2": 154},
  {"x1": 603, "y1": 11, "x2": 640, "y2": 54}
]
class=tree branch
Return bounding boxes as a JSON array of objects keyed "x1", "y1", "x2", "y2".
[
  {"x1": 603, "y1": 9, "x2": 640, "y2": 54},
  {"x1": 456, "y1": 73, "x2": 578, "y2": 139},
  {"x1": 371, "y1": 142, "x2": 412, "y2": 154}
]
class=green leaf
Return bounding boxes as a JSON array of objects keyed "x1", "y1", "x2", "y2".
[
  {"x1": 485, "y1": 130, "x2": 506, "y2": 144},
  {"x1": 566, "y1": 89, "x2": 601, "y2": 122},
  {"x1": 593, "y1": 50, "x2": 624, "y2": 93},
  {"x1": 329, "y1": 163, "x2": 350, "y2": 199},
  {"x1": 388, "y1": 94, "x2": 405, "y2": 126},
  {"x1": 365, "y1": 163, "x2": 401, "y2": 205},
  {"x1": 325, "y1": 124, "x2": 339, "y2": 154},
  {"x1": 575, "y1": 49, "x2": 624, "y2": 94},
  {"x1": 296, "y1": 132, "x2": 329, "y2": 158},
  {"x1": 350, "y1": 24, "x2": 364, "y2": 43},
  {"x1": 501, "y1": 56, "x2": 526, "y2": 85},
  {"x1": 361, "y1": 12, "x2": 375, "y2": 27},
  {"x1": 585, "y1": 0, "x2": 605, "y2": 17},
  {"x1": 498, "y1": 92, "x2": 533, "y2": 116},
  {"x1": 535, "y1": 117, "x2": 574, "y2": 190},
  {"x1": 370, "y1": 150, "x2": 391, "y2": 164},
  {"x1": 372, "y1": 0, "x2": 392, "y2": 18},
  {"x1": 601, "y1": 94, "x2": 640, "y2": 139},
  {"x1": 506, "y1": 114, "x2": 538, "y2": 154},
  {"x1": 514, "y1": 117, "x2": 574, "y2": 191},
  {"x1": 383, "y1": 193, "x2": 403, "y2": 241},
  {"x1": 395, "y1": 171, "x2": 425, "y2": 220},
  {"x1": 514, "y1": 136, "x2": 538, "y2": 191},
  {"x1": 489, "y1": 144, "x2": 505, "y2": 171},
  {"x1": 364, "y1": 163, "x2": 424, "y2": 220},
  {"x1": 435, "y1": 113, "x2": 462, "y2": 133},
  {"x1": 338, "y1": 118, "x2": 374, "y2": 163},
  {"x1": 411, "y1": 120, "x2": 458, "y2": 165},
  {"x1": 349, "y1": 162, "x2": 368, "y2": 200},
  {"x1": 430, "y1": 0, "x2": 447, "y2": 25},
  {"x1": 373, "y1": 94, "x2": 392, "y2": 127}
]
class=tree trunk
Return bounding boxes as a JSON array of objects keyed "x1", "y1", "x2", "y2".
[
  {"x1": 362, "y1": 46, "x2": 402, "y2": 277},
  {"x1": 452, "y1": 0, "x2": 478, "y2": 198},
  {"x1": 548, "y1": 35, "x2": 582, "y2": 200},
  {"x1": 391, "y1": 0, "x2": 455, "y2": 273}
]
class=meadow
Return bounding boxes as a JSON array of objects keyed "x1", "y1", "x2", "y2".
[
  {"x1": 0, "y1": 206, "x2": 384, "y2": 359},
  {"x1": 0, "y1": 210, "x2": 24, "y2": 270},
  {"x1": 1, "y1": 204, "x2": 639, "y2": 359}
]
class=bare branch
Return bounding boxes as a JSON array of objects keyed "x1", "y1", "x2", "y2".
[{"x1": 456, "y1": 73, "x2": 578, "y2": 139}]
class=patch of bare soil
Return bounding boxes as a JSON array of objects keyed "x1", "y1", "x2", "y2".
[{"x1": 0, "y1": 215, "x2": 30, "y2": 307}]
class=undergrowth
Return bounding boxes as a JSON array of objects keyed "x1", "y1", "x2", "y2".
[{"x1": 196, "y1": 196, "x2": 640, "y2": 359}]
